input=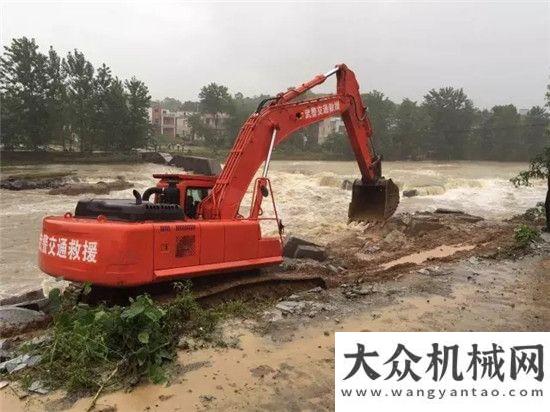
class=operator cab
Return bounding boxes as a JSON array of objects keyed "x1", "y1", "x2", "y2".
[{"x1": 74, "y1": 173, "x2": 216, "y2": 222}]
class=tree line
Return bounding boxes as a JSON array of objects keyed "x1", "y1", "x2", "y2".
[
  {"x1": 161, "y1": 82, "x2": 548, "y2": 161},
  {"x1": 2, "y1": 37, "x2": 547, "y2": 161},
  {"x1": 0, "y1": 37, "x2": 151, "y2": 152}
]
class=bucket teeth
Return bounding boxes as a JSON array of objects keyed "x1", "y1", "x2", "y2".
[{"x1": 348, "y1": 178, "x2": 400, "y2": 223}]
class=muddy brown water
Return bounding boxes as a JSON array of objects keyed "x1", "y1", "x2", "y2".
[{"x1": 0, "y1": 161, "x2": 545, "y2": 299}]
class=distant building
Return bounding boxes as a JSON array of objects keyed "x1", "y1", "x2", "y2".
[
  {"x1": 317, "y1": 117, "x2": 345, "y2": 144},
  {"x1": 201, "y1": 113, "x2": 230, "y2": 133},
  {"x1": 149, "y1": 106, "x2": 178, "y2": 138},
  {"x1": 148, "y1": 105, "x2": 230, "y2": 141},
  {"x1": 518, "y1": 108, "x2": 529, "y2": 116}
]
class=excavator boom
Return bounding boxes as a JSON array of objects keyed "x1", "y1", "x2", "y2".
[{"x1": 199, "y1": 64, "x2": 399, "y2": 222}]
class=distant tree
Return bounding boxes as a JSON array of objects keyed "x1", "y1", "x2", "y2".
[
  {"x1": 489, "y1": 105, "x2": 522, "y2": 160},
  {"x1": 187, "y1": 112, "x2": 214, "y2": 143},
  {"x1": 104, "y1": 78, "x2": 129, "y2": 150},
  {"x1": 361, "y1": 91, "x2": 396, "y2": 158},
  {"x1": 423, "y1": 87, "x2": 475, "y2": 159},
  {"x1": 93, "y1": 63, "x2": 113, "y2": 150},
  {"x1": 181, "y1": 100, "x2": 199, "y2": 112},
  {"x1": 466, "y1": 109, "x2": 493, "y2": 160},
  {"x1": 392, "y1": 99, "x2": 429, "y2": 159},
  {"x1": 64, "y1": 50, "x2": 95, "y2": 152},
  {"x1": 511, "y1": 147, "x2": 549, "y2": 231},
  {"x1": 226, "y1": 93, "x2": 269, "y2": 144},
  {"x1": 199, "y1": 83, "x2": 232, "y2": 123},
  {"x1": 45, "y1": 47, "x2": 68, "y2": 150},
  {"x1": 521, "y1": 106, "x2": 548, "y2": 158},
  {"x1": 0, "y1": 37, "x2": 49, "y2": 149},
  {"x1": 160, "y1": 97, "x2": 183, "y2": 112},
  {"x1": 322, "y1": 131, "x2": 354, "y2": 159},
  {"x1": 125, "y1": 77, "x2": 151, "y2": 149},
  {"x1": 198, "y1": 83, "x2": 233, "y2": 146},
  {"x1": 511, "y1": 83, "x2": 550, "y2": 230}
]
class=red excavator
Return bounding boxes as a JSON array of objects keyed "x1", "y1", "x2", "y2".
[{"x1": 39, "y1": 64, "x2": 399, "y2": 287}]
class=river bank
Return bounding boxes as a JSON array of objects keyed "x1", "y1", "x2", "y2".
[{"x1": 0, "y1": 209, "x2": 548, "y2": 411}]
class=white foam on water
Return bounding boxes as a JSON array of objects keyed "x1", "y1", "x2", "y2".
[{"x1": 0, "y1": 160, "x2": 546, "y2": 297}]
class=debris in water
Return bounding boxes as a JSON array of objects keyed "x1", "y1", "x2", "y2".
[{"x1": 403, "y1": 189, "x2": 418, "y2": 198}]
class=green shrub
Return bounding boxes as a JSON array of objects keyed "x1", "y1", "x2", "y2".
[
  {"x1": 514, "y1": 224, "x2": 541, "y2": 248},
  {"x1": 21, "y1": 281, "x2": 221, "y2": 393}
]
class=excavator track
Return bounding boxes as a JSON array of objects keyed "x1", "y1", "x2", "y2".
[{"x1": 80, "y1": 270, "x2": 326, "y2": 307}]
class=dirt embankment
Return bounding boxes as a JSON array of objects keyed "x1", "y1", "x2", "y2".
[{"x1": 1, "y1": 210, "x2": 548, "y2": 411}]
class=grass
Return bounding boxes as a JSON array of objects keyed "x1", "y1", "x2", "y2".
[{"x1": 5, "y1": 281, "x2": 247, "y2": 396}]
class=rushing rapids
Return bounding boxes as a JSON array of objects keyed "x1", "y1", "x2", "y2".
[{"x1": 0, "y1": 160, "x2": 545, "y2": 298}]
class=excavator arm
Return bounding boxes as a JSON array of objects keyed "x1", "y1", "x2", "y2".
[{"x1": 199, "y1": 64, "x2": 399, "y2": 222}]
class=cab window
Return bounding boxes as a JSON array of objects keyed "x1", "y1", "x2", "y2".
[{"x1": 185, "y1": 187, "x2": 210, "y2": 218}]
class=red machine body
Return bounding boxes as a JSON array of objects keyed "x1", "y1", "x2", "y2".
[{"x1": 39, "y1": 64, "x2": 398, "y2": 287}]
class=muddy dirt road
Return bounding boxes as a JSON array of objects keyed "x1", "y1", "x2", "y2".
[{"x1": 2, "y1": 229, "x2": 548, "y2": 412}]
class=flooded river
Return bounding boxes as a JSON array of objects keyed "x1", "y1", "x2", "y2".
[{"x1": 0, "y1": 160, "x2": 545, "y2": 299}]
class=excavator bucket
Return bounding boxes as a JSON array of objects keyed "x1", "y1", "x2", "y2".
[{"x1": 348, "y1": 178, "x2": 400, "y2": 223}]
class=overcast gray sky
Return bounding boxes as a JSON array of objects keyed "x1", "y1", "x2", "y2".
[{"x1": 2, "y1": 1, "x2": 549, "y2": 109}]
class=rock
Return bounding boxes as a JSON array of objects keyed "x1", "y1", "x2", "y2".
[
  {"x1": 418, "y1": 266, "x2": 450, "y2": 276},
  {"x1": 435, "y1": 208, "x2": 465, "y2": 214},
  {"x1": 403, "y1": 189, "x2": 418, "y2": 198},
  {"x1": 275, "y1": 301, "x2": 306, "y2": 314},
  {"x1": 28, "y1": 380, "x2": 49, "y2": 395},
  {"x1": 169, "y1": 155, "x2": 221, "y2": 176},
  {"x1": 383, "y1": 229, "x2": 406, "y2": 244},
  {"x1": 29, "y1": 335, "x2": 52, "y2": 346},
  {"x1": 356, "y1": 285, "x2": 376, "y2": 296},
  {"x1": 405, "y1": 218, "x2": 445, "y2": 236},
  {"x1": 0, "y1": 306, "x2": 47, "y2": 329},
  {"x1": 0, "y1": 172, "x2": 76, "y2": 191},
  {"x1": 341, "y1": 179, "x2": 354, "y2": 191},
  {"x1": 294, "y1": 245, "x2": 327, "y2": 262},
  {"x1": 458, "y1": 215, "x2": 484, "y2": 223},
  {"x1": 362, "y1": 244, "x2": 380, "y2": 253},
  {"x1": 0, "y1": 354, "x2": 41, "y2": 374},
  {"x1": 0, "y1": 381, "x2": 9, "y2": 390},
  {"x1": 283, "y1": 236, "x2": 317, "y2": 258},
  {"x1": 307, "y1": 286, "x2": 324, "y2": 294},
  {"x1": 48, "y1": 177, "x2": 132, "y2": 196},
  {"x1": 262, "y1": 310, "x2": 283, "y2": 322},
  {"x1": 326, "y1": 264, "x2": 339, "y2": 274},
  {"x1": 141, "y1": 152, "x2": 172, "y2": 164},
  {"x1": 0, "y1": 289, "x2": 45, "y2": 307}
]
